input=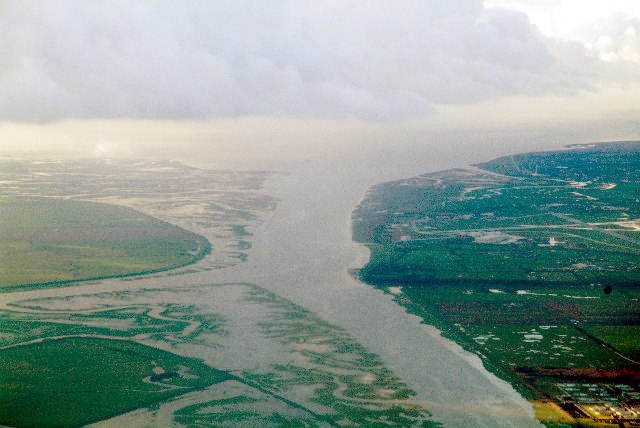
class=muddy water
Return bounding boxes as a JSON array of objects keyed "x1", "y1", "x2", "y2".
[
  {"x1": 3, "y1": 139, "x2": 569, "y2": 426},
  {"x1": 208, "y1": 148, "x2": 544, "y2": 427},
  {"x1": 180, "y1": 139, "x2": 557, "y2": 426}
]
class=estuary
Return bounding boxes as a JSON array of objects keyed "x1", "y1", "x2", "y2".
[{"x1": 0, "y1": 140, "x2": 565, "y2": 427}]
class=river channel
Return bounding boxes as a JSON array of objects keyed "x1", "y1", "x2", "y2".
[
  {"x1": 208, "y1": 143, "x2": 544, "y2": 427},
  {"x1": 2, "y1": 139, "x2": 568, "y2": 426}
]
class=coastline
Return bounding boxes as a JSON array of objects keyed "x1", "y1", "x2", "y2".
[
  {"x1": 348, "y1": 189, "x2": 538, "y2": 426},
  {"x1": 0, "y1": 150, "x2": 546, "y2": 427},
  {"x1": 248, "y1": 168, "x2": 542, "y2": 426}
]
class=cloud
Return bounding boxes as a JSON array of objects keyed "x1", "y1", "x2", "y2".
[
  {"x1": 485, "y1": 0, "x2": 640, "y2": 65},
  {"x1": 579, "y1": 15, "x2": 640, "y2": 66},
  {"x1": 0, "y1": 0, "x2": 603, "y2": 122}
]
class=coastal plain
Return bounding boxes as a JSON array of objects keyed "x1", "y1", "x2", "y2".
[{"x1": 353, "y1": 142, "x2": 640, "y2": 427}]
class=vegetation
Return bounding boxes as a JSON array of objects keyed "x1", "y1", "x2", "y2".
[
  {"x1": 0, "y1": 282, "x2": 438, "y2": 426},
  {"x1": 0, "y1": 158, "x2": 436, "y2": 426},
  {"x1": 0, "y1": 197, "x2": 210, "y2": 290},
  {"x1": 0, "y1": 337, "x2": 229, "y2": 427},
  {"x1": 353, "y1": 142, "x2": 640, "y2": 426}
]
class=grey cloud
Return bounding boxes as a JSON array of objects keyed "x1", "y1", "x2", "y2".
[{"x1": 0, "y1": 0, "x2": 591, "y2": 122}]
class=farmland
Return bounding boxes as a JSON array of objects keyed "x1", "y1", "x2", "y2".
[{"x1": 353, "y1": 142, "x2": 640, "y2": 426}]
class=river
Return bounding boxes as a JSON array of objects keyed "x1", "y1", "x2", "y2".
[
  {"x1": 194, "y1": 139, "x2": 559, "y2": 426},
  {"x1": 3, "y1": 138, "x2": 570, "y2": 426}
]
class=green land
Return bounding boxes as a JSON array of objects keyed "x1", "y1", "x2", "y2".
[
  {"x1": 0, "y1": 160, "x2": 437, "y2": 427},
  {"x1": 0, "y1": 337, "x2": 229, "y2": 427},
  {"x1": 0, "y1": 197, "x2": 210, "y2": 290},
  {"x1": 353, "y1": 142, "x2": 640, "y2": 427},
  {"x1": 0, "y1": 284, "x2": 436, "y2": 427}
]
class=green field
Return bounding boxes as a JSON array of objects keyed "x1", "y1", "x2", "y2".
[
  {"x1": 353, "y1": 142, "x2": 640, "y2": 425},
  {"x1": 0, "y1": 337, "x2": 229, "y2": 427},
  {"x1": 0, "y1": 197, "x2": 210, "y2": 290}
]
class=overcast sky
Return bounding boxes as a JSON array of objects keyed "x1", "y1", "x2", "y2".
[
  {"x1": 2, "y1": 0, "x2": 638, "y2": 121},
  {"x1": 0, "y1": 1, "x2": 638, "y2": 160}
]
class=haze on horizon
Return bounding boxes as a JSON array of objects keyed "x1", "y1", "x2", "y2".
[{"x1": 1, "y1": 0, "x2": 639, "y2": 164}]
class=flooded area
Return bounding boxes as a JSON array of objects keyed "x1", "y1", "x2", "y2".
[
  {"x1": 0, "y1": 140, "x2": 567, "y2": 426},
  {"x1": 211, "y1": 148, "x2": 544, "y2": 426}
]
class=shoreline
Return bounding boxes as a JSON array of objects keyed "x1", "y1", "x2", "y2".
[
  {"x1": 0, "y1": 153, "x2": 544, "y2": 427},
  {"x1": 249, "y1": 170, "x2": 541, "y2": 426}
]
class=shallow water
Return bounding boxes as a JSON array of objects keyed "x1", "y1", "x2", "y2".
[
  {"x1": 209, "y1": 153, "x2": 544, "y2": 426},
  {"x1": 2, "y1": 139, "x2": 571, "y2": 426}
]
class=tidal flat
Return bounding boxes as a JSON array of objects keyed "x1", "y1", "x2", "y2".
[
  {"x1": 1, "y1": 283, "x2": 433, "y2": 426},
  {"x1": 0, "y1": 158, "x2": 437, "y2": 427},
  {"x1": 0, "y1": 146, "x2": 547, "y2": 427}
]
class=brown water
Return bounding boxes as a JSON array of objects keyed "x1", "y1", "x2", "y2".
[
  {"x1": 3, "y1": 138, "x2": 570, "y2": 426},
  {"x1": 183, "y1": 138, "x2": 565, "y2": 426}
]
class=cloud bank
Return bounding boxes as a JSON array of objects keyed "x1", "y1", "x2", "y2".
[{"x1": 0, "y1": 0, "x2": 611, "y2": 122}]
